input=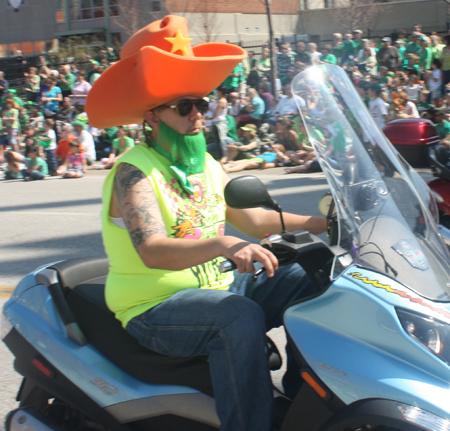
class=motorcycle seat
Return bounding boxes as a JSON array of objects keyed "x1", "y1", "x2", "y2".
[
  {"x1": 430, "y1": 145, "x2": 450, "y2": 181},
  {"x1": 66, "y1": 275, "x2": 215, "y2": 396},
  {"x1": 55, "y1": 257, "x2": 281, "y2": 398}
]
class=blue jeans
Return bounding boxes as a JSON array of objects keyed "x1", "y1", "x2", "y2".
[{"x1": 126, "y1": 263, "x2": 315, "y2": 431}]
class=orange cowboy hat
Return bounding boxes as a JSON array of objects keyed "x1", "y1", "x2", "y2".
[{"x1": 86, "y1": 15, "x2": 247, "y2": 129}]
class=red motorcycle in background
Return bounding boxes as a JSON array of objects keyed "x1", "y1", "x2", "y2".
[{"x1": 384, "y1": 118, "x2": 450, "y2": 244}]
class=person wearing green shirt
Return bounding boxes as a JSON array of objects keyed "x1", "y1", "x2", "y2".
[
  {"x1": 255, "y1": 47, "x2": 271, "y2": 75},
  {"x1": 320, "y1": 44, "x2": 337, "y2": 65},
  {"x1": 353, "y1": 30, "x2": 364, "y2": 54},
  {"x1": 23, "y1": 145, "x2": 48, "y2": 180},
  {"x1": 405, "y1": 33, "x2": 421, "y2": 67},
  {"x1": 97, "y1": 126, "x2": 135, "y2": 169},
  {"x1": 0, "y1": 89, "x2": 23, "y2": 108},
  {"x1": 435, "y1": 111, "x2": 450, "y2": 147},
  {"x1": 58, "y1": 65, "x2": 76, "y2": 98},
  {"x1": 419, "y1": 38, "x2": 433, "y2": 70},
  {"x1": 341, "y1": 34, "x2": 357, "y2": 65},
  {"x1": 222, "y1": 63, "x2": 243, "y2": 93}
]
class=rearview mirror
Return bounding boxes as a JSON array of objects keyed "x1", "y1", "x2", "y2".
[{"x1": 224, "y1": 175, "x2": 279, "y2": 211}]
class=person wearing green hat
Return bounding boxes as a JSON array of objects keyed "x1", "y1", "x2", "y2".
[
  {"x1": 0, "y1": 89, "x2": 24, "y2": 108},
  {"x1": 368, "y1": 82, "x2": 389, "y2": 129}
]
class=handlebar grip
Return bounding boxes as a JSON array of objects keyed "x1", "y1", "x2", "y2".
[{"x1": 219, "y1": 260, "x2": 237, "y2": 273}]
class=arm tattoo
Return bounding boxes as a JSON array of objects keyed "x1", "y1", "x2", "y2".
[{"x1": 114, "y1": 163, "x2": 167, "y2": 251}]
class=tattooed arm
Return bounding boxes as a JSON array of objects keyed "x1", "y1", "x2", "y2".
[{"x1": 112, "y1": 163, "x2": 279, "y2": 276}]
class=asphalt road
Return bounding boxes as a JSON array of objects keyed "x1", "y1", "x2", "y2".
[{"x1": 0, "y1": 166, "x2": 330, "y2": 427}]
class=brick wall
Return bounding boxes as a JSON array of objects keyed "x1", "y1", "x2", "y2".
[{"x1": 165, "y1": 0, "x2": 300, "y2": 15}]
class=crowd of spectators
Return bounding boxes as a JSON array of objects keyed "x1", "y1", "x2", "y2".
[
  {"x1": 0, "y1": 51, "x2": 144, "y2": 180},
  {"x1": 3, "y1": 24, "x2": 450, "y2": 180}
]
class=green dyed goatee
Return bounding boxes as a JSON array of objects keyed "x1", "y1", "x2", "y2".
[{"x1": 157, "y1": 121, "x2": 206, "y2": 175}]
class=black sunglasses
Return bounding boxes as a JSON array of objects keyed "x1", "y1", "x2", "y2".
[{"x1": 158, "y1": 99, "x2": 209, "y2": 117}]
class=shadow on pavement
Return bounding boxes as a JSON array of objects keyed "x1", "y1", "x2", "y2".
[{"x1": 0, "y1": 197, "x2": 102, "y2": 212}]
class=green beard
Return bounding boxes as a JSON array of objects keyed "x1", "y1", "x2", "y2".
[{"x1": 156, "y1": 121, "x2": 206, "y2": 175}]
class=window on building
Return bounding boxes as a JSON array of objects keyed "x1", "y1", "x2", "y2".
[
  {"x1": 151, "y1": 0, "x2": 161, "y2": 11},
  {"x1": 55, "y1": 0, "x2": 65, "y2": 22},
  {"x1": 255, "y1": 27, "x2": 260, "y2": 33},
  {"x1": 68, "y1": 0, "x2": 106, "y2": 20},
  {"x1": 244, "y1": 27, "x2": 250, "y2": 34},
  {"x1": 109, "y1": 0, "x2": 119, "y2": 16},
  {"x1": 300, "y1": 0, "x2": 309, "y2": 9}
]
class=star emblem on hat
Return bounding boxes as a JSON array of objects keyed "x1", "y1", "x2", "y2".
[{"x1": 165, "y1": 29, "x2": 192, "y2": 55}]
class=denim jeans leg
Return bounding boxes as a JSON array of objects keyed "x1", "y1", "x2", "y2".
[
  {"x1": 30, "y1": 170, "x2": 45, "y2": 180},
  {"x1": 44, "y1": 149, "x2": 56, "y2": 173},
  {"x1": 126, "y1": 288, "x2": 273, "y2": 431},
  {"x1": 228, "y1": 263, "x2": 317, "y2": 398}
]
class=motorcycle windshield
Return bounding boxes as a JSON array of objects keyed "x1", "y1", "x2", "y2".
[{"x1": 292, "y1": 64, "x2": 450, "y2": 301}]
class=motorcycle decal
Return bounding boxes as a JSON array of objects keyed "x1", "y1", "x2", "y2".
[
  {"x1": 347, "y1": 272, "x2": 450, "y2": 320},
  {"x1": 392, "y1": 240, "x2": 429, "y2": 271},
  {"x1": 90, "y1": 378, "x2": 118, "y2": 396}
]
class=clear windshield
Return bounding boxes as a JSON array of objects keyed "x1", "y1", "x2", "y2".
[{"x1": 292, "y1": 65, "x2": 450, "y2": 301}]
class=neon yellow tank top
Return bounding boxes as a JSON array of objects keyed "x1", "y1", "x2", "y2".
[{"x1": 102, "y1": 143, "x2": 234, "y2": 328}]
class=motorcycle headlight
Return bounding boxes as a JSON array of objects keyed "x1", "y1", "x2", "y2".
[
  {"x1": 396, "y1": 308, "x2": 450, "y2": 363},
  {"x1": 397, "y1": 403, "x2": 450, "y2": 431}
]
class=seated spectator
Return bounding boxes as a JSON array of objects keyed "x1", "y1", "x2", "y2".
[
  {"x1": 320, "y1": 44, "x2": 337, "y2": 65},
  {"x1": 41, "y1": 77, "x2": 62, "y2": 119},
  {"x1": 396, "y1": 91, "x2": 420, "y2": 118},
  {"x1": 57, "y1": 138, "x2": 87, "y2": 178},
  {"x1": 266, "y1": 84, "x2": 306, "y2": 130},
  {"x1": 58, "y1": 65, "x2": 76, "y2": 98},
  {"x1": 0, "y1": 89, "x2": 24, "y2": 108},
  {"x1": 258, "y1": 81, "x2": 275, "y2": 112},
  {"x1": 308, "y1": 43, "x2": 322, "y2": 64},
  {"x1": 22, "y1": 145, "x2": 48, "y2": 181},
  {"x1": 405, "y1": 73, "x2": 423, "y2": 102},
  {"x1": 73, "y1": 120, "x2": 96, "y2": 164},
  {"x1": 2, "y1": 99, "x2": 19, "y2": 155},
  {"x1": 96, "y1": 126, "x2": 135, "y2": 169},
  {"x1": 435, "y1": 111, "x2": 450, "y2": 148},
  {"x1": 359, "y1": 48, "x2": 377, "y2": 76},
  {"x1": 368, "y1": 83, "x2": 389, "y2": 129},
  {"x1": 18, "y1": 106, "x2": 30, "y2": 135},
  {"x1": 4, "y1": 150, "x2": 23, "y2": 180},
  {"x1": 416, "y1": 90, "x2": 434, "y2": 115},
  {"x1": 56, "y1": 97, "x2": 74, "y2": 123},
  {"x1": 223, "y1": 124, "x2": 262, "y2": 163},
  {"x1": 56, "y1": 124, "x2": 76, "y2": 166},
  {"x1": 255, "y1": 47, "x2": 271, "y2": 75},
  {"x1": 275, "y1": 117, "x2": 300, "y2": 157},
  {"x1": 236, "y1": 88, "x2": 265, "y2": 128},
  {"x1": 227, "y1": 92, "x2": 242, "y2": 118},
  {"x1": 38, "y1": 118, "x2": 58, "y2": 175},
  {"x1": 223, "y1": 150, "x2": 282, "y2": 173},
  {"x1": 70, "y1": 71, "x2": 92, "y2": 106}
]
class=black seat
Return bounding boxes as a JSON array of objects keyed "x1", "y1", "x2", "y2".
[
  {"x1": 430, "y1": 145, "x2": 450, "y2": 182},
  {"x1": 65, "y1": 276, "x2": 214, "y2": 396},
  {"x1": 435, "y1": 145, "x2": 450, "y2": 166},
  {"x1": 51, "y1": 257, "x2": 281, "y2": 398}
]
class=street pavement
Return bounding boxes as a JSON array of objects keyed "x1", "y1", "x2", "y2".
[{"x1": 0, "y1": 166, "x2": 435, "y2": 427}]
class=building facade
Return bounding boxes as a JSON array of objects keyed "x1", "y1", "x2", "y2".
[{"x1": 0, "y1": 0, "x2": 448, "y2": 58}]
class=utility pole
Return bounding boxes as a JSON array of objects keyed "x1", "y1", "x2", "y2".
[
  {"x1": 104, "y1": 0, "x2": 112, "y2": 47},
  {"x1": 265, "y1": 0, "x2": 278, "y2": 99}
]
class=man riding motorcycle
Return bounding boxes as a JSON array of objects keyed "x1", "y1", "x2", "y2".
[{"x1": 86, "y1": 15, "x2": 326, "y2": 431}]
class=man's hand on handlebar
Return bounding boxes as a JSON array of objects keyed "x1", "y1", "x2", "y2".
[{"x1": 220, "y1": 236, "x2": 279, "y2": 278}]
